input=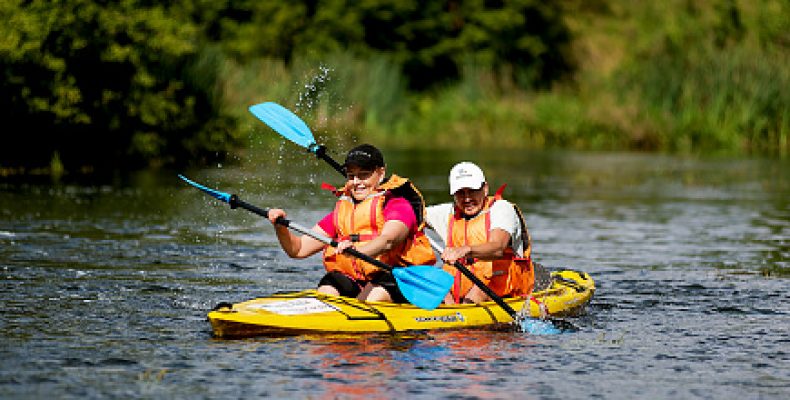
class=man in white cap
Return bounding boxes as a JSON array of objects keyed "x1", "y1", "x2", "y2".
[{"x1": 425, "y1": 161, "x2": 536, "y2": 304}]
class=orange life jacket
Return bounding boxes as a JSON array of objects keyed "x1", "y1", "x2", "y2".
[
  {"x1": 322, "y1": 174, "x2": 436, "y2": 281},
  {"x1": 443, "y1": 185, "x2": 535, "y2": 302}
]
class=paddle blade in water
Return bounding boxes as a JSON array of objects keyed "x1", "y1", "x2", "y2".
[
  {"x1": 393, "y1": 266, "x2": 454, "y2": 310},
  {"x1": 249, "y1": 102, "x2": 318, "y2": 151}
]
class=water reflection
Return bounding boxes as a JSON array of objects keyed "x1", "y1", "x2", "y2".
[{"x1": 235, "y1": 330, "x2": 542, "y2": 399}]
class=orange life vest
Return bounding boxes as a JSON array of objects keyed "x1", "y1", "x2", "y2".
[
  {"x1": 443, "y1": 185, "x2": 535, "y2": 302},
  {"x1": 322, "y1": 174, "x2": 436, "y2": 281}
]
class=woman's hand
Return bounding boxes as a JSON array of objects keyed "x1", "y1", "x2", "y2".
[
  {"x1": 336, "y1": 239, "x2": 354, "y2": 254},
  {"x1": 267, "y1": 208, "x2": 287, "y2": 226}
]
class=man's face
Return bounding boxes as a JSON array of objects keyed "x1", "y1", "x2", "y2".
[{"x1": 453, "y1": 183, "x2": 488, "y2": 216}]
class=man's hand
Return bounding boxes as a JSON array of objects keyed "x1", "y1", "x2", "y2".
[{"x1": 442, "y1": 245, "x2": 472, "y2": 264}]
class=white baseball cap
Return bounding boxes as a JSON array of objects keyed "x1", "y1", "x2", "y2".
[{"x1": 449, "y1": 162, "x2": 486, "y2": 195}]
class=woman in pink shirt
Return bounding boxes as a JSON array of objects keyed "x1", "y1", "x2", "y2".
[{"x1": 266, "y1": 144, "x2": 435, "y2": 302}]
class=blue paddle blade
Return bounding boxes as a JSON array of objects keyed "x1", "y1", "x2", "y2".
[
  {"x1": 178, "y1": 175, "x2": 232, "y2": 204},
  {"x1": 249, "y1": 102, "x2": 318, "y2": 152},
  {"x1": 393, "y1": 266, "x2": 454, "y2": 310}
]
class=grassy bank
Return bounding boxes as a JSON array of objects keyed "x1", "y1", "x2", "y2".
[{"x1": 222, "y1": 0, "x2": 788, "y2": 157}]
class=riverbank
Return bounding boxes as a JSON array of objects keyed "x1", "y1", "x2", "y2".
[
  {"x1": 2, "y1": 1, "x2": 786, "y2": 179},
  {"x1": 225, "y1": 1, "x2": 788, "y2": 157}
]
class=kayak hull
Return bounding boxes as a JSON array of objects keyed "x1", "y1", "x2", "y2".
[{"x1": 208, "y1": 269, "x2": 594, "y2": 338}]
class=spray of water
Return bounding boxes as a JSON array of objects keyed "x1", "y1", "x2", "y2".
[
  {"x1": 291, "y1": 64, "x2": 338, "y2": 205},
  {"x1": 516, "y1": 316, "x2": 563, "y2": 335},
  {"x1": 514, "y1": 302, "x2": 568, "y2": 335},
  {"x1": 296, "y1": 65, "x2": 333, "y2": 112}
]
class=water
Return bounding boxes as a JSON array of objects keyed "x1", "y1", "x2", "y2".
[{"x1": 1, "y1": 148, "x2": 788, "y2": 399}]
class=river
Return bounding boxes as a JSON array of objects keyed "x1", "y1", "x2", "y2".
[{"x1": 1, "y1": 148, "x2": 788, "y2": 399}]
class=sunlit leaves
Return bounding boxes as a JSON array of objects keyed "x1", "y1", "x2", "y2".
[{"x1": 2, "y1": 0, "x2": 237, "y2": 169}]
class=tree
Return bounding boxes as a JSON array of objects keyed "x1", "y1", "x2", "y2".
[
  {"x1": 207, "y1": 0, "x2": 574, "y2": 90},
  {"x1": 0, "y1": 0, "x2": 237, "y2": 171}
]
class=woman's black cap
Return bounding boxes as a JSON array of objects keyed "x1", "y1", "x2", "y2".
[{"x1": 344, "y1": 144, "x2": 385, "y2": 170}]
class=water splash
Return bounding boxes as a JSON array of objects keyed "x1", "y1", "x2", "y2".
[
  {"x1": 516, "y1": 317, "x2": 562, "y2": 335},
  {"x1": 296, "y1": 64, "x2": 333, "y2": 112},
  {"x1": 518, "y1": 315, "x2": 581, "y2": 335},
  {"x1": 514, "y1": 299, "x2": 577, "y2": 335},
  {"x1": 292, "y1": 64, "x2": 332, "y2": 202},
  {"x1": 275, "y1": 141, "x2": 286, "y2": 183}
]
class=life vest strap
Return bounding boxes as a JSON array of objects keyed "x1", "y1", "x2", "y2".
[
  {"x1": 514, "y1": 256, "x2": 532, "y2": 265},
  {"x1": 337, "y1": 233, "x2": 378, "y2": 242},
  {"x1": 321, "y1": 182, "x2": 342, "y2": 197},
  {"x1": 494, "y1": 183, "x2": 506, "y2": 200}
]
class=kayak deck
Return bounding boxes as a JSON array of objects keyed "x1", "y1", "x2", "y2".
[{"x1": 208, "y1": 269, "x2": 594, "y2": 338}]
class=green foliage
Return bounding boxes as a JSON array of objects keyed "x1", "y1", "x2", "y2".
[
  {"x1": 1, "y1": 0, "x2": 239, "y2": 172},
  {"x1": 221, "y1": 0, "x2": 787, "y2": 157},
  {"x1": 615, "y1": 0, "x2": 789, "y2": 154},
  {"x1": 1, "y1": 0, "x2": 575, "y2": 173},
  {"x1": 207, "y1": 0, "x2": 573, "y2": 90},
  {"x1": 3, "y1": 0, "x2": 786, "y2": 175}
]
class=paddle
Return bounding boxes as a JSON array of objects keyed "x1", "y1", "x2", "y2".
[
  {"x1": 425, "y1": 235, "x2": 566, "y2": 334},
  {"x1": 249, "y1": 102, "x2": 346, "y2": 177},
  {"x1": 178, "y1": 174, "x2": 453, "y2": 310}
]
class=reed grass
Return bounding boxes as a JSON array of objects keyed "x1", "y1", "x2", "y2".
[
  {"x1": 618, "y1": 37, "x2": 788, "y2": 155},
  {"x1": 219, "y1": 0, "x2": 788, "y2": 156}
]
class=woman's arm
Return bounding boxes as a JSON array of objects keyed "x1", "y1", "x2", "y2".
[
  {"x1": 357, "y1": 220, "x2": 409, "y2": 256},
  {"x1": 335, "y1": 195, "x2": 415, "y2": 259},
  {"x1": 267, "y1": 208, "x2": 328, "y2": 258}
]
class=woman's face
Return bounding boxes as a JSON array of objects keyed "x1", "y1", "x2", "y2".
[
  {"x1": 345, "y1": 165, "x2": 385, "y2": 201},
  {"x1": 453, "y1": 183, "x2": 488, "y2": 216}
]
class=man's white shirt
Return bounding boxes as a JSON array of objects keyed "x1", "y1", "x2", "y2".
[{"x1": 425, "y1": 201, "x2": 523, "y2": 256}]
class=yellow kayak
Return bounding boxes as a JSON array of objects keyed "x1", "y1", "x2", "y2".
[{"x1": 208, "y1": 269, "x2": 594, "y2": 338}]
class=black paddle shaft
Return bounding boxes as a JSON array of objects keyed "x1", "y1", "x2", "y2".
[
  {"x1": 227, "y1": 194, "x2": 394, "y2": 272},
  {"x1": 314, "y1": 145, "x2": 346, "y2": 177}
]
